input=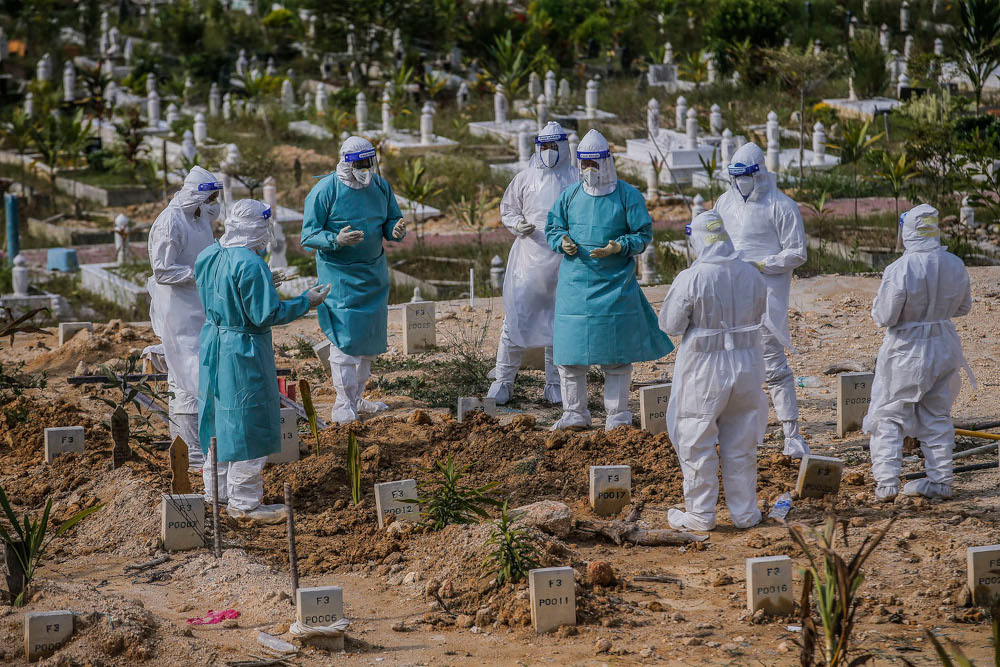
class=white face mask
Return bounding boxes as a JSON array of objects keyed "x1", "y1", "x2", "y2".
[
  {"x1": 352, "y1": 167, "x2": 372, "y2": 186},
  {"x1": 582, "y1": 167, "x2": 600, "y2": 187},
  {"x1": 201, "y1": 201, "x2": 221, "y2": 223},
  {"x1": 735, "y1": 175, "x2": 755, "y2": 201},
  {"x1": 540, "y1": 148, "x2": 559, "y2": 168}
]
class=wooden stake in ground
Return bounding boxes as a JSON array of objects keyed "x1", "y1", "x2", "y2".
[
  {"x1": 111, "y1": 405, "x2": 131, "y2": 468},
  {"x1": 168, "y1": 436, "x2": 192, "y2": 494},
  {"x1": 284, "y1": 482, "x2": 299, "y2": 604},
  {"x1": 211, "y1": 437, "x2": 222, "y2": 558}
]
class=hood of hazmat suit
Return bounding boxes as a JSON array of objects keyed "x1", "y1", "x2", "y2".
[
  {"x1": 500, "y1": 121, "x2": 579, "y2": 349},
  {"x1": 714, "y1": 142, "x2": 806, "y2": 350},
  {"x1": 862, "y1": 204, "x2": 974, "y2": 496},
  {"x1": 544, "y1": 138, "x2": 674, "y2": 366},
  {"x1": 575, "y1": 129, "x2": 618, "y2": 196},
  {"x1": 196, "y1": 199, "x2": 314, "y2": 462},
  {"x1": 336, "y1": 135, "x2": 378, "y2": 190},
  {"x1": 301, "y1": 136, "x2": 404, "y2": 357},
  {"x1": 146, "y1": 165, "x2": 222, "y2": 415},
  {"x1": 658, "y1": 209, "x2": 767, "y2": 530}
]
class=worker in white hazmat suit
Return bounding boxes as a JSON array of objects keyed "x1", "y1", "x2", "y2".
[
  {"x1": 147, "y1": 165, "x2": 222, "y2": 470},
  {"x1": 714, "y1": 142, "x2": 809, "y2": 458},
  {"x1": 658, "y1": 210, "x2": 768, "y2": 531},
  {"x1": 487, "y1": 121, "x2": 578, "y2": 405},
  {"x1": 863, "y1": 205, "x2": 974, "y2": 502}
]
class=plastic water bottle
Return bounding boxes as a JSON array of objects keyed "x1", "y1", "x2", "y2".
[
  {"x1": 796, "y1": 376, "x2": 821, "y2": 388},
  {"x1": 768, "y1": 493, "x2": 792, "y2": 520}
]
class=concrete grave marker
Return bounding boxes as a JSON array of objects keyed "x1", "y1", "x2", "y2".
[
  {"x1": 374, "y1": 479, "x2": 419, "y2": 528},
  {"x1": 457, "y1": 397, "x2": 496, "y2": 422},
  {"x1": 746, "y1": 556, "x2": 794, "y2": 615},
  {"x1": 58, "y1": 321, "x2": 92, "y2": 347},
  {"x1": 312, "y1": 339, "x2": 332, "y2": 376},
  {"x1": 589, "y1": 465, "x2": 632, "y2": 516},
  {"x1": 24, "y1": 610, "x2": 73, "y2": 662},
  {"x1": 267, "y1": 408, "x2": 300, "y2": 464},
  {"x1": 639, "y1": 383, "x2": 672, "y2": 435},
  {"x1": 160, "y1": 493, "x2": 205, "y2": 551},
  {"x1": 529, "y1": 567, "x2": 576, "y2": 633},
  {"x1": 44, "y1": 426, "x2": 84, "y2": 463},
  {"x1": 837, "y1": 372, "x2": 874, "y2": 437},
  {"x1": 967, "y1": 545, "x2": 1000, "y2": 604},
  {"x1": 795, "y1": 455, "x2": 844, "y2": 499},
  {"x1": 402, "y1": 301, "x2": 435, "y2": 354},
  {"x1": 297, "y1": 586, "x2": 345, "y2": 650}
]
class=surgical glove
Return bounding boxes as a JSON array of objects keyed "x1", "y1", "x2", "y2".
[
  {"x1": 306, "y1": 284, "x2": 331, "y2": 306},
  {"x1": 561, "y1": 235, "x2": 578, "y2": 256},
  {"x1": 589, "y1": 240, "x2": 622, "y2": 258},
  {"x1": 752, "y1": 261, "x2": 766, "y2": 272},
  {"x1": 392, "y1": 219, "x2": 406, "y2": 239},
  {"x1": 515, "y1": 218, "x2": 536, "y2": 236},
  {"x1": 270, "y1": 269, "x2": 286, "y2": 286},
  {"x1": 336, "y1": 225, "x2": 365, "y2": 247}
]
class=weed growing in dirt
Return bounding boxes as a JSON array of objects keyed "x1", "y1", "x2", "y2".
[
  {"x1": 410, "y1": 456, "x2": 500, "y2": 530},
  {"x1": 347, "y1": 432, "x2": 361, "y2": 505},
  {"x1": 90, "y1": 353, "x2": 173, "y2": 464},
  {"x1": 0, "y1": 308, "x2": 50, "y2": 426},
  {"x1": 910, "y1": 592, "x2": 1000, "y2": 667},
  {"x1": 0, "y1": 483, "x2": 103, "y2": 606},
  {"x1": 482, "y1": 500, "x2": 541, "y2": 588},
  {"x1": 786, "y1": 513, "x2": 896, "y2": 667}
]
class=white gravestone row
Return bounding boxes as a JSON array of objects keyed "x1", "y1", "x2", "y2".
[
  {"x1": 25, "y1": 610, "x2": 73, "y2": 662},
  {"x1": 589, "y1": 465, "x2": 631, "y2": 516},
  {"x1": 457, "y1": 397, "x2": 497, "y2": 422},
  {"x1": 374, "y1": 479, "x2": 419, "y2": 528},
  {"x1": 795, "y1": 455, "x2": 844, "y2": 499},
  {"x1": 267, "y1": 408, "x2": 300, "y2": 464},
  {"x1": 837, "y1": 372, "x2": 874, "y2": 437},
  {"x1": 44, "y1": 427, "x2": 84, "y2": 463},
  {"x1": 528, "y1": 566, "x2": 576, "y2": 633},
  {"x1": 160, "y1": 493, "x2": 205, "y2": 551},
  {"x1": 639, "y1": 383, "x2": 671, "y2": 435},
  {"x1": 402, "y1": 301, "x2": 435, "y2": 354},
  {"x1": 746, "y1": 556, "x2": 794, "y2": 615}
]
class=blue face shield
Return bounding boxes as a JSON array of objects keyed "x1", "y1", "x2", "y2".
[
  {"x1": 728, "y1": 162, "x2": 760, "y2": 202},
  {"x1": 197, "y1": 181, "x2": 224, "y2": 192}
]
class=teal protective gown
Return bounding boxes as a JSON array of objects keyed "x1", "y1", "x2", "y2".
[
  {"x1": 196, "y1": 243, "x2": 311, "y2": 462},
  {"x1": 301, "y1": 174, "x2": 403, "y2": 357},
  {"x1": 545, "y1": 181, "x2": 674, "y2": 366}
]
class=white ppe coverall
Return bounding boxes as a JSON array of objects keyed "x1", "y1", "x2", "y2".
[
  {"x1": 714, "y1": 142, "x2": 808, "y2": 458},
  {"x1": 488, "y1": 121, "x2": 578, "y2": 405},
  {"x1": 147, "y1": 165, "x2": 221, "y2": 467},
  {"x1": 658, "y1": 209, "x2": 768, "y2": 531},
  {"x1": 863, "y1": 204, "x2": 974, "y2": 501}
]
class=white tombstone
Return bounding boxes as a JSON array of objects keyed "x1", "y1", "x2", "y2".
[
  {"x1": 685, "y1": 108, "x2": 699, "y2": 150},
  {"x1": 889, "y1": 49, "x2": 901, "y2": 82},
  {"x1": 222, "y1": 92, "x2": 232, "y2": 121},
  {"x1": 114, "y1": 214, "x2": 130, "y2": 265},
  {"x1": 529, "y1": 567, "x2": 576, "y2": 633},
  {"x1": 490, "y1": 255, "x2": 505, "y2": 290},
  {"x1": 568, "y1": 131, "x2": 579, "y2": 168},
  {"x1": 456, "y1": 81, "x2": 469, "y2": 111},
  {"x1": 590, "y1": 465, "x2": 631, "y2": 516},
  {"x1": 25, "y1": 611, "x2": 73, "y2": 662},
  {"x1": 837, "y1": 372, "x2": 874, "y2": 437},
  {"x1": 457, "y1": 397, "x2": 497, "y2": 422},
  {"x1": 849, "y1": 16, "x2": 858, "y2": 39},
  {"x1": 795, "y1": 455, "x2": 844, "y2": 498},
  {"x1": 268, "y1": 408, "x2": 299, "y2": 464},
  {"x1": 721, "y1": 128, "x2": 735, "y2": 165},
  {"x1": 517, "y1": 129, "x2": 532, "y2": 165},
  {"x1": 494, "y1": 84, "x2": 508, "y2": 124},
  {"x1": 709, "y1": 104, "x2": 722, "y2": 136},
  {"x1": 12, "y1": 254, "x2": 28, "y2": 296},
  {"x1": 675, "y1": 95, "x2": 687, "y2": 131},
  {"x1": 145, "y1": 72, "x2": 156, "y2": 96},
  {"x1": 900, "y1": 1, "x2": 910, "y2": 33},
  {"x1": 281, "y1": 79, "x2": 295, "y2": 112},
  {"x1": 381, "y1": 90, "x2": 393, "y2": 134},
  {"x1": 585, "y1": 79, "x2": 598, "y2": 119},
  {"x1": 236, "y1": 49, "x2": 248, "y2": 76},
  {"x1": 62, "y1": 62, "x2": 75, "y2": 103},
  {"x1": 967, "y1": 546, "x2": 1000, "y2": 604},
  {"x1": 691, "y1": 193, "x2": 706, "y2": 220},
  {"x1": 410, "y1": 287, "x2": 423, "y2": 303},
  {"x1": 647, "y1": 98, "x2": 660, "y2": 139},
  {"x1": 24, "y1": 91, "x2": 35, "y2": 117},
  {"x1": 639, "y1": 383, "x2": 671, "y2": 434},
  {"x1": 528, "y1": 71, "x2": 541, "y2": 101},
  {"x1": 961, "y1": 196, "x2": 976, "y2": 228},
  {"x1": 264, "y1": 177, "x2": 288, "y2": 269},
  {"x1": 664, "y1": 41, "x2": 674, "y2": 65},
  {"x1": 347, "y1": 23, "x2": 356, "y2": 56},
  {"x1": 36, "y1": 53, "x2": 51, "y2": 82},
  {"x1": 811, "y1": 122, "x2": 826, "y2": 166},
  {"x1": 544, "y1": 70, "x2": 557, "y2": 105},
  {"x1": 297, "y1": 586, "x2": 344, "y2": 649},
  {"x1": 645, "y1": 164, "x2": 658, "y2": 201},
  {"x1": 44, "y1": 426, "x2": 85, "y2": 463},
  {"x1": 420, "y1": 101, "x2": 435, "y2": 145},
  {"x1": 356, "y1": 92, "x2": 368, "y2": 133},
  {"x1": 536, "y1": 94, "x2": 548, "y2": 133},
  {"x1": 765, "y1": 111, "x2": 780, "y2": 173},
  {"x1": 193, "y1": 113, "x2": 207, "y2": 145},
  {"x1": 315, "y1": 84, "x2": 327, "y2": 114},
  {"x1": 880, "y1": 24, "x2": 890, "y2": 52},
  {"x1": 746, "y1": 556, "x2": 794, "y2": 615},
  {"x1": 934, "y1": 38, "x2": 944, "y2": 57},
  {"x1": 848, "y1": 74, "x2": 858, "y2": 101},
  {"x1": 161, "y1": 494, "x2": 205, "y2": 551},
  {"x1": 897, "y1": 71, "x2": 910, "y2": 99},
  {"x1": 403, "y1": 301, "x2": 435, "y2": 354},
  {"x1": 707, "y1": 58, "x2": 717, "y2": 84},
  {"x1": 374, "y1": 479, "x2": 419, "y2": 528},
  {"x1": 813, "y1": 40, "x2": 822, "y2": 56},
  {"x1": 266, "y1": 57, "x2": 277, "y2": 77},
  {"x1": 904, "y1": 35, "x2": 914, "y2": 61},
  {"x1": 732, "y1": 70, "x2": 740, "y2": 86},
  {"x1": 208, "y1": 83, "x2": 220, "y2": 118},
  {"x1": 123, "y1": 36, "x2": 134, "y2": 64},
  {"x1": 165, "y1": 103, "x2": 179, "y2": 127},
  {"x1": 558, "y1": 78, "x2": 571, "y2": 105},
  {"x1": 58, "y1": 322, "x2": 92, "y2": 347}
]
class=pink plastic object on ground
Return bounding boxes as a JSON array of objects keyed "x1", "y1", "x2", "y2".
[{"x1": 186, "y1": 609, "x2": 241, "y2": 625}]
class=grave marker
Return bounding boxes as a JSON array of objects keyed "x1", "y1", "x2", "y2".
[
  {"x1": 529, "y1": 567, "x2": 576, "y2": 633},
  {"x1": 795, "y1": 455, "x2": 844, "y2": 499},
  {"x1": 589, "y1": 465, "x2": 631, "y2": 516},
  {"x1": 296, "y1": 586, "x2": 345, "y2": 650},
  {"x1": 267, "y1": 408, "x2": 300, "y2": 464},
  {"x1": 374, "y1": 479, "x2": 419, "y2": 528},
  {"x1": 160, "y1": 493, "x2": 205, "y2": 551},
  {"x1": 967, "y1": 545, "x2": 1000, "y2": 605},
  {"x1": 402, "y1": 301, "x2": 435, "y2": 354},
  {"x1": 746, "y1": 556, "x2": 794, "y2": 615},
  {"x1": 639, "y1": 383, "x2": 671, "y2": 435},
  {"x1": 837, "y1": 372, "x2": 874, "y2": 437},
  {"x1": 24, "y1": 610, "x2": 73, "y2": 662},
  {"x1": 44, "y1": 426, "x2": 84, "y2": 463},
  {"x1": 168, "y1": 436, "x2": 192, "y2": 494},
  {"x1": 58, "y1": 321, "x2": 92, "y2": 347},
  {"x1": 457, "y1": 397, "x2": 496, "y2": 422}
]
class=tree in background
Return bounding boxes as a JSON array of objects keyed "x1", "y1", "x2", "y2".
[
  {"x1": 706, "y1": 0, "x2": 789, "y2": 83},
  {"x1": 954, "y1": 0, "x2": 1000, "y2": 114},
  {"x1": 849, "y1": 32, "x2": 891, "y2": 99}
]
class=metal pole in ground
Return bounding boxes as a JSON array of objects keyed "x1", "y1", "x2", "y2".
[
  {"x1": 211, "y1": 437, "x2": 222, "y2": 558},
  {"x1": 284, "y1": 482, "x2": 300, "y2": 604}
]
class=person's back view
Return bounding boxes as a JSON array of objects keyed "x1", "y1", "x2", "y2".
[{"x1": 864, "y1": 204, "x2": 974, "y2": 502}]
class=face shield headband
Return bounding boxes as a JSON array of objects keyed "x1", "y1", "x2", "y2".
[
  {"x1": 344, "y1": 147, "x2": 377, "y2": 170},
  {"x1": 197, "y1": 181, "x2": 224, "y2": 192}
]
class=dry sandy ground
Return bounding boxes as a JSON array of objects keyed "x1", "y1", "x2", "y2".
[{"x1": 0, "y1": 268, "x2": 999, "y2": 665}]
